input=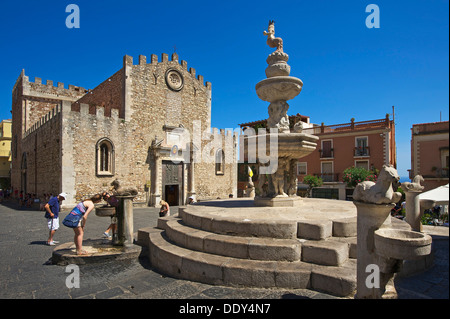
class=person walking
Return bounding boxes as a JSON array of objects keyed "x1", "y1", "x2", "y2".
[{"x1": 44, "y1": 192, "x2": 67, "y2": 246}]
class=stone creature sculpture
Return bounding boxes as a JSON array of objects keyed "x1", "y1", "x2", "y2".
[
  {"x1": 267, "y1": 100, "x2": 290, "y2": 132},
  {"x1": 263, "y1": 20, "x2": 283, "y2": 53},
  {"x1": 293, "y1": 119, "x2": 304, "y2": 133},
  {"x1": 353, "y1": 164, "x2": 402, "y2": 204},
  {"x1": 272, "y1": 157, "x2": 288, "y2": 197},
  {"x1": 109, "y1": 179, "x2": 138, "y2": 196},
  {"x1": 401, "y1": 175, "x2": 424, "y2": 192}
]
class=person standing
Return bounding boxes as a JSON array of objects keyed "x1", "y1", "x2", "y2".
[{"x1": 44, "y1": 192, "x2": 67, "y2": 246}]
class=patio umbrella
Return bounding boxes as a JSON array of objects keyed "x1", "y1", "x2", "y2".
[{"x1": 418, "y1": 184, "x2": 449, "y2": 205}]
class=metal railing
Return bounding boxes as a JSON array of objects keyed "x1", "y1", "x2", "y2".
[
  {"x1": 314, "y1": 173, "x2": 340, "y2": 183},
  {"x1": 354, "y1": 147, "x2": 370, "y2": 157}
]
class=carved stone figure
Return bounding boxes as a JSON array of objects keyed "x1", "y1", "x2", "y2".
[
  {"x1": 293, "y1": 119, "x2": 304, "y2": 133},
  {"x1": 353, "y1": 164, "x2": 402, "y2": 204},
  {"x1": 263, "y1": 20, "x2": 283, "y2": 53},
  {"x1": 267, "y1": 100, "x2": 290, "y2": 132},
  {"x1": 287, "y1": 159, "x2": 298, "y2": 196},
  {"x1": 273, "y1": 157, "x2": 288, "y2": 197},
  {"x1": 401, "y1": 175, "x2": 424, "y2": 192},
  {"x1": 110, "y1": 179, "x2": 138, "y2": 196}
]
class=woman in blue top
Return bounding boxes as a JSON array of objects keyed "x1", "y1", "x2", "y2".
[{"x1": 72, "y1": 194, "x2": 102, "y2": 255}]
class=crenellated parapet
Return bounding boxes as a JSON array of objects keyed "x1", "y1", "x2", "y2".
[
  {"x1": 18, "y1": 71, "x2": 88, "y2": 101},
  {"x1": 23, "y1": 103, "x2": 62, "y2": 138},
  {"x1": 12, "y1": 69, "x2": 89, "y2": 137},
  {"x1": 124, "y1": 52, "x2": 211, "y2": 89}
]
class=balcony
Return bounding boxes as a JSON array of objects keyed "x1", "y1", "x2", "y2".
[
  {"x1": 314, "y1": 173, "x2": 340, "y2": 183},
  {"x1": 354, "y1": 147, "x2": 370, "y2": 157},
  {"x1": 319, "y1": 148, "x2": 334, "y2": 158},
  {"x1": 424, "y1": 168, "x2": 450, "y2": 179}
]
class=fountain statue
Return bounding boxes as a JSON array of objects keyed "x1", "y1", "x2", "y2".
[{"x1": 245, "y1": 20, "x2": 318, "y2": 207}]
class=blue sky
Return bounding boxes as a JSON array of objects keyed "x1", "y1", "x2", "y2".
[{"x1": 0, "y1": 0, "x2": 448, "y2": 179}]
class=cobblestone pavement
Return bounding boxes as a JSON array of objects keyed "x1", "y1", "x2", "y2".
[{"x1": 0, "y1": 200, "x2": 448, "y2": 303}]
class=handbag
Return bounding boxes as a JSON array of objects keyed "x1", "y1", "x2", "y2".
[{"x1": 62, "y1": 206, "x2": 83, "y2": 228}]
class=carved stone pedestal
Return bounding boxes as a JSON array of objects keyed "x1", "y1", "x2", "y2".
[
  {"x1": 114, "y1": 195, "x2": 136, "y2": 247},
  {"x1": 254, "y1": 196, "x2": 302, "y2": 207}
]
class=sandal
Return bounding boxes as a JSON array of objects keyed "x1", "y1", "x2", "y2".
[{"x1": 76, "y1": 250, "x2": 89, "y2": 256}]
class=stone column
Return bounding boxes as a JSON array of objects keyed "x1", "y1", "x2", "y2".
[
  {"x1": 114, "y1": 195, "x2": 135, "y2": 247},
  {"x1": 151, "y1": 152, "x2": 162, "y2": 207},
  {"x1": 404, "y1": 190, "x2": 422, "y2": 232},
  {"x1": 354, "y1": 201, "x2": 398, "y2": 299},
  {"x1": 187, "y1": 145, "x2": 196, "y2": 201}
]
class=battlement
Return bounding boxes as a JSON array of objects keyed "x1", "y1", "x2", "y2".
[
  {"x1": 24, "y1": 104, "x2": 62, "y2": 137},
  {"x1": 124, "y1": 53, "x2": 211, "y2": 88},
  {"x1": 211, "y1": 127, "x2": 239, "y2": 138},
  {"x1": 18, "y1": 70, "x2": 88, "y2": 100}
]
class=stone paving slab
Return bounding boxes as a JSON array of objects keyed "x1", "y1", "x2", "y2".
[{"x1": 0, "y1": 199, "x2": 448, "y2": 301}]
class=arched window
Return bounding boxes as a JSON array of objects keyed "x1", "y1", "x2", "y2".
[
  {"x1": 96, "y1": 138, "x2": 115, "y2": 176},
  {"x1": 215, "y1": 149, "x2": 225, "y2": 175}
]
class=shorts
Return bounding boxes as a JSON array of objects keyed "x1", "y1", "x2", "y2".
[{"x1": 47, "y1": 217, "x2": 60, "y2": 231}]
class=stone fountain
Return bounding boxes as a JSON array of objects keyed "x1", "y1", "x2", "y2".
[
  {"x1": 137, "y1": 21, "x2": 434, "y2": 298},
  {"x1": 245, "y1": 20, "x2": 318, "y2": 207}
]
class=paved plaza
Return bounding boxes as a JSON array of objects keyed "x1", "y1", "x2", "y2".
[{"x1": 0, "y1": 200, "x2": 448, "y2": 301}]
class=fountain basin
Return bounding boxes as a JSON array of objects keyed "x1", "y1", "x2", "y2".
[
  {"x1": 244, "y1": 132, "x2": 318, "y2": 159},
  {"x1": 255, "y1": 76, "x2": 303, "y2": 102},
  {"x1": 95, "y1": 206, "x2": 116, "y2": 217},
  {"x1": 374, "y1": 228, "x2": 432, "y2": 260}
]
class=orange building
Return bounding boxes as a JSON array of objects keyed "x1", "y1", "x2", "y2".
[
  {"x1": 238, "y1": 114, "x2": 396, "y2": 200},
  {"x1": 409, "y1": 121, "x2": 449, "y2": 191}
]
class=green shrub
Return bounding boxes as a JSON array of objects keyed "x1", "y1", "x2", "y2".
[
  {"x1": 303, "y1": 175, "x2": 323, "y2": 197},
  {"x1": 343, "y1": 166, "x2": 377, "y2": 188}
]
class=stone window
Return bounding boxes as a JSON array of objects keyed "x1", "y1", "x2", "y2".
[
  {"x1": 355, "y1": 136, "x2": 369, "y2": 156},
  {"x1": 215, "y1": 149, "x2": 225, "y2": 175},
  {"x1": 297, "y1": 162, "x2": 307, "y2": 175},
  {"x1": 320, "y1": 140, "x2": 333, "y2": 158},
  {"x1": 96, "y1": 138, "x2": 115, "y2": 176},
  {"x1": 321, "y1": 161, "x2": 334, "y2": 182},
  {"x1": 355, "y1": 160, "x2": 369, "y2": 171}
]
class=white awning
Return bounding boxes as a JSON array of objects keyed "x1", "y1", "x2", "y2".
[{"x1": 419, "y1": 184, "x2": 449, "y2": 205}]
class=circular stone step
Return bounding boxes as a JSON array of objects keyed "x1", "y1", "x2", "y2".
[{"x1": 164, "y1": 219, "x2": 301, "y2": 261}]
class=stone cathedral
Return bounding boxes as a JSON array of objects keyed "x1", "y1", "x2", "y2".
[{"x1": 11, "y1": 53, "x2": 238, "y2": 207}]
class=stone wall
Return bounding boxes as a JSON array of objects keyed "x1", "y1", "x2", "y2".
[
  {"x1": 21, "y1": 111, "x2": 62, "y2": 196},
  {"x1": 62, "y1": 102, "x2": 132, "y2": 203},
  {"x1": 73, "y1": 69, "x2": 124, "y2": 117}
]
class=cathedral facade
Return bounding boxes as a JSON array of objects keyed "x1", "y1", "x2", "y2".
[{"x1": 11, "y1": 53, "x2": 237, "y2": 207}]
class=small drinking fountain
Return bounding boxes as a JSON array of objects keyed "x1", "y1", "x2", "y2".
[
  {"x1": 353, "y1": 166, "x2": 432, "y2": 299},
  {"x1": 96, "y1": 179, "x2": 138, "y2": 247},
  {"x1": 402, "y1": 175, "x2": 436, "y2": 232},
  {"x1": 94, "y1": 180, "x2": 138, "y2": 246}
]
